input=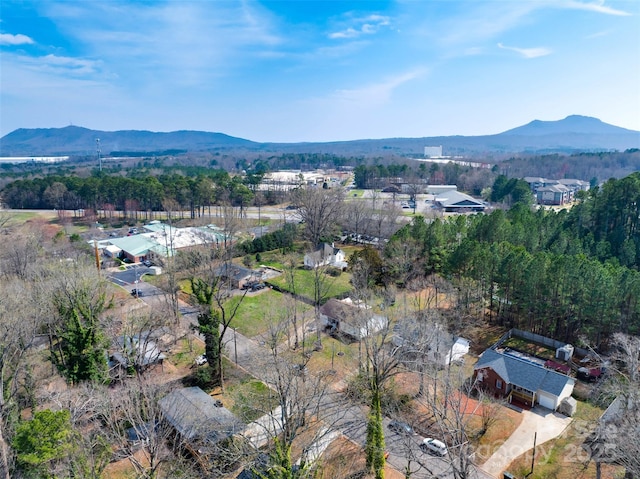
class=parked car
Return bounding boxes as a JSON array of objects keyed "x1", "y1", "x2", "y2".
[
  {"x1": 251, "y1": 282, "x2": 266, "y2": 291},
  {"x1": 143, "y1": 260, "x2": 152, "y2": 267},
  {"x1": 131, "y1": 289, "x2": 143, "y2": 297},
  {"x1": 388, "y1": 420, "x2": 415, "y2": 436},
  {"x1": 421, "y1": 438, "x2": 448, "y2": 456},
  {"x1": 195, "y1": 354, "x2": 207, "y2": 366}
]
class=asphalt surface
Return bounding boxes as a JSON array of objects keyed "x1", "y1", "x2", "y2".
[{"x1": 106, "y1": 264, "x2": 153, "y2": 288}]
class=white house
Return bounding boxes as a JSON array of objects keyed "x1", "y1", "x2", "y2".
[
  {"x1": 304, "y1": 243, "x2": 347, "y2": 269},
  {"x1": 320, "y1": 298, "x2": 388, "y2": 340},
  {"x1": 392, "y1": 321, "x2": 470, "y2": 366}
]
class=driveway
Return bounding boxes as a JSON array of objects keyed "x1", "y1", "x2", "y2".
[{"x1": 479, "y1": 406, "x2": 572, "y2": 477}]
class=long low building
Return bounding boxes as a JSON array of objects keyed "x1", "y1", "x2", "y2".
[
  {"x1": 95, "y1": 222, "x2": 231, "y2": 263},
  {"x1": 435, "y1": 191, "x2": 486, "y2": 212}
]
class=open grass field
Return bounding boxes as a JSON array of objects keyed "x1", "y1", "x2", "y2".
[
  {"x1": 268, "y1": 267, "x2": 353, "y2": 301},
  {"x1": 347, "y1": 189, "x2": 365, "y2": 198},
  {"x1": 225, "y1": 289, "x2": 312, "y2": 338},
  {"x1": 2, "y1": 210, "x2": 58, "y2": 223}
]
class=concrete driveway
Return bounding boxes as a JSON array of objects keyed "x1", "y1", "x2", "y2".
[{"x1": 480, "y1": 406, "x2": 572, "y2": 478}]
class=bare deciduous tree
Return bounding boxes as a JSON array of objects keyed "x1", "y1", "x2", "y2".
[
  {"x1": 589, "y1": 333, "x2": 640, "y2": 479},
  {"x1": 293, "y1": 187, "x2": 345, "y2": 247},
  {"x1": 237, "y1": 308, "x2": 346, "y2": 478},
  {"x1": 414, "y1": 365, "x2": 479, "y2": 479}
]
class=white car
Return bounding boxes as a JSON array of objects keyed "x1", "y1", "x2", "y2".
[
  {"x1": 421, "y1": 438, "x2": 447, "y2": 456},
  {"x1": 195, "y1": 354, "x2": 207, "y2": 366}
]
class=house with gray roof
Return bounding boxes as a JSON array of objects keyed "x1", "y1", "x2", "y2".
[
  {"x1": 320, "y1": 298, "x2": 388, "y2": 341},
  {"x1": 473, "y1": 348, "x2": 575, "y2": 411},
  {"x1": 159, "y1": 387, "x2": 244, "y2": 469},
  {"x1": 216, "y1": 263, "x2": 260, "y2": 289}
]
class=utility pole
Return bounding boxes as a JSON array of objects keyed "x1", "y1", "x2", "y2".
[
  {"x1": 96, "y1": 138, "x2": 101, "y2": 172},
  {"x1": 94, "y1": 239, "x2": 101, "y2": 273}
]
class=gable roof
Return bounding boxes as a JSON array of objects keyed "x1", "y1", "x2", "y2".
[
  {"x1": 216, "y1": 263, "x2": 257, "y2": 282},
  {"x1": 435, "y1": 191, "x2": 485, "y2": 208},
  {"x1": 112, "y1": 333, "x2": 166, "y2": 367},
  {"x1": 319, "y1": 298, "x2": 358, "y2": 321},
  {"x1": 108, "y1": 235, "x2": 159, "y2": 256},
  {"x1": 158, "y1": 387, "x2": 243, "y2": 444},
  {"x1": 305, "y1": 243, "x2": 343, "y2": 264},
  {"x1": 475, "y1": 349, "x2": 574, "y2": 396}
]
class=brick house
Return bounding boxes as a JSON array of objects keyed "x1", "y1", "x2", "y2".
[{"x1": 473, "y1": 349, "x2": 575, "y2": 410}]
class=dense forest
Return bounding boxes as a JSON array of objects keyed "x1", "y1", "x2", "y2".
[
  {"x1": 387, "y1": 172, "x2": 640, "y2": 347},
  {"x1": 496, "y1": 149, "x2": 640, "y2": 181},
  {"x1": 0, "y1": 169, "x2": 266, "y2": 219}
]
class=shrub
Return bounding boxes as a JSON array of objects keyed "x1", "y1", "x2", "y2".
[{"x1": 326, "y1": 267, "x2": 342, "y2": 277}]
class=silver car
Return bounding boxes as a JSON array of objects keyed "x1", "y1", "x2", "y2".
[{"x1": 421, "y1": 438, "x2": 448, "y2": 456}]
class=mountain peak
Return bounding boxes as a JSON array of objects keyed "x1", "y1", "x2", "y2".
[{"x1": 500, "y1": 115, "x2": 635, "y2": 137}]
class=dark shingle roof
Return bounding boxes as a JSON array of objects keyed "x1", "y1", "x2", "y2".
[
  {"x1": 475, "y1": 349, "x2": 574, "y2": 396},
  {"x1": 159, "y1": 387, "x2": 243, "y2": 444}
]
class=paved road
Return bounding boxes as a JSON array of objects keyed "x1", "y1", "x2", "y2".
[{"x1": 106, "y1": 264, "x2": 153, "y2": 288}]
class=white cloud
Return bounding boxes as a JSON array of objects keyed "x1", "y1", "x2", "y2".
[
  {"x1": 0, "y1": 33, "x2": 35, "y2": 46},
  {"x1": 498, "y1": 42, "x2": 552, "y2": 59},
  {"x1": 37, "y1": 1, "x2": 284, "y2": 87},
  {"x1": 329, "y1": 14, "x2": 391, "y2": 39},
  {"x1": 7, "y1": 52, "x2": 103, "y2": 77},
  {"x1": 562, "y1": 0, "x2": 631, "y2": 16},
  {"x1": 586, "y1": 30, "x2": 611, "y2": 39},
  {"x1": 332, "y1": 68, "x2": 426, "y2": 105}
]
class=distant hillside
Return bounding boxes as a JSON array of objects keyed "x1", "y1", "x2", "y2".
[
  {"x1": 1, "y1": 116, "x2": 638, "y2": 157},
  {"x1": 500, "y1": 115, "x2": 636, "y2": 136},
  {"x1": 0, "y1": 126, "x2": 257, "y2": 157}
]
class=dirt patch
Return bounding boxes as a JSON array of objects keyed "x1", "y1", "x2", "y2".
[
  {"x1": 463, "y1": 322, "x2": 506, "y2": 354},
  {"x1": 103, "y1": 448, "x2": 149, "y2": 479}
]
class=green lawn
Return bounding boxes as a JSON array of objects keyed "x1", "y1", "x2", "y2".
[
  {"x1": 268, "y1": 267, "x2": 352, "y2": 302},
  {"x1": 227, "y1": 377, "x2": 279, "y2": 422},
  {"x1": 225, "y1": 289, "x2": 312, "y2": 338},
  {"x1": 2, "y1": 211, "x2": 53, "y2": 223}
]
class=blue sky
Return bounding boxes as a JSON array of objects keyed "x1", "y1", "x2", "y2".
[{"x1": 1, "y1": 0, "x2": 639, "y2": 142}]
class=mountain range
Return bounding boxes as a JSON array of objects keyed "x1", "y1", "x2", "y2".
[{"x1": 1, "y1": 115, "x2": 638, "y2": 157}]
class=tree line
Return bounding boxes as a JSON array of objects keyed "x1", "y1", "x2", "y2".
[
  {"x1": 385, "y1": 172, "x2": 640, "y2": 347},
  {"x1": 0, "y1": 170, "x2": 270, "y2": 220}
]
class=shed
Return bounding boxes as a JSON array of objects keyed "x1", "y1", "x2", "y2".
[
  {"x1": 556, "y1": 344, "x2": 574, "y2": 361},
  {"x1": 558, "y1": 396, "x2": 577, "y2": 417}
]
